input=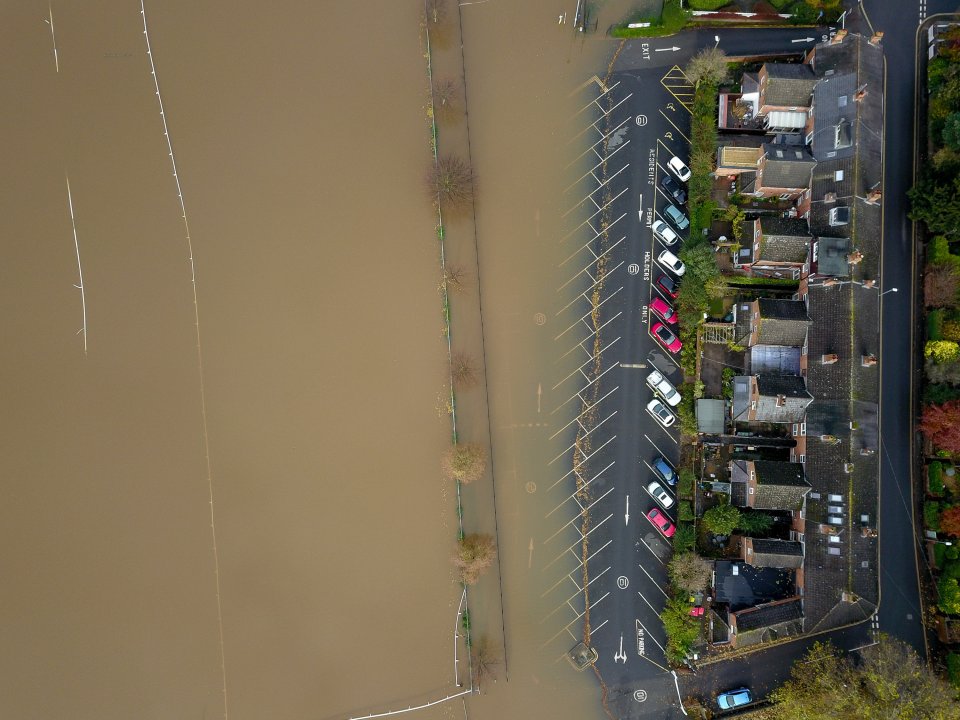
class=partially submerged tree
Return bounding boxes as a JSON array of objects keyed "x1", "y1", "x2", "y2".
[
  {"x1": 470, "y1": 634, "x2": 502, "y2": 691},
  {"x1": 433, "y1": 78, "x2": 461, "y2": 122},
  {"x1": 426, "y1": 0, "x2": 448, "y2": 23},
  {"x1": 451, "y1": 351, "x2": 479, "y2": 389},
  {"x1": 768, "y1": 637, "x2": 959, "y2": 720},
  {"x1": 441, "y1": 442, "x2": 487, "y2": 484},
  {"x1": 441, "y1": 264, "x2": 468, "y2": 294},
  {"x1": 684, "y1": 47, "x2": 730, "y2": 88},
  {"x1": 667, "y1": 552, "x2": 713, "y2": 593},
  {"x1": 426, "y1": 154, "x2": 476, "y2": 209},
  {"x1": 454, "y1": 533, "x2": 497, "y2": 585}
]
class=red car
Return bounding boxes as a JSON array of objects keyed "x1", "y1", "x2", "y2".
[
  {"x1": 650, "y1": 297, "x2": 677, "y2": 325},
  {"x1": 652, "y1": 322, "x2": 682, "y2": 354},
  {"x1": 646, "y1": 508, "x2": 676, "y2": 537},
  {"x1": 656, "y1": 274, "x2": 680, "y2": 299}
]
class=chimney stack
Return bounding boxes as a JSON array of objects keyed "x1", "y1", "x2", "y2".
[{"x1": 822, "y1": 353, "x2": 839, "y2": 365}]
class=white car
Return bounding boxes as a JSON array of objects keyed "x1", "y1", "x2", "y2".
[
  {"x1": 647, "y1": 480, "x2": 675, "y2": 510},
  {"x1": 647, "y1": 398, "x2": 676, "y2": 428},
  {"x1": 667, "y1": 156, "x2": 692, "y2": 182},
  {"x1": 652, "y1": 220, "x2": 680, "y2": 246},
  {"x1": 657, "y1": 249, "x2": 686, "y2": 276},
  {"x1": 646, "y1": 369, "x2": 682, "y2": 407}
]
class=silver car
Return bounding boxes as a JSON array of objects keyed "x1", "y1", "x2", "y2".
[{"x1": 664, "y1": 204, "x2": 689, "y2": 231}]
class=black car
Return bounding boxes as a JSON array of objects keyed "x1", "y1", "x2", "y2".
[
  {"x1": 655, "y1": 273, "x2": 680, "y2": 299},
  {"x1": 660, "y1": 175, "x2": 687, "y2": 205}
]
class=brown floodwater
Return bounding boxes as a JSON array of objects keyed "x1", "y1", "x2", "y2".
[{"x1": 0, "y1": 1, "x2": 632, "y2": 719}]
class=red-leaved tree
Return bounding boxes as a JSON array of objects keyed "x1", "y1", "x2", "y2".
[
  {"x1": 925, "y1": 264, "x2": 960, "y2": 308},
  {"x1": 941, "y1": 506, "x2": 960, "y2": 537},
  {"x1": 921, "y1": 400, "x2": 960, "y2": 455}
]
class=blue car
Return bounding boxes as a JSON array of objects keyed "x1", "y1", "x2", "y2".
[
  {"x1": 717, "y1": 687, "x2": 752, "y2": 710},
  {"x1": 652, "y1": 456, "x2": 678, "y2": 486}
]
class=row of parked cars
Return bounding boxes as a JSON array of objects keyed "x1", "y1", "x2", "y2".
[{"x1": 648, "y1": 155, "x2": 691, "y2": 359}]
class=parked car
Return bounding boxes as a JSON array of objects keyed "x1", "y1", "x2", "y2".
[
  {"x1": 657, "y1": 249, "x2": 686, "y2": 276},
  {"x1": 667, "y1": 155, "x2": 692, "y2": 182},
  {"x1": 655, "y1": 273, "x2": 679, "y2": 299},
  {"x1": 652, "y1": 219, "x2": 680, "y2": 246},
  {"x1": 660, "y1": 174, "x2": 687, "y2": 205},
  {"x1": 717, "y1": 688, "x2": 752, "y2": 710},
  {"x1": 663, "y1": 203, "x2": 690, "y2": 231},
  {"x1": 652, "y1": 322, "x2": 682, "y2": 354},
  {"x1": 646, "y1": 480, "x2": 675, "y2": 510},
  {"x1": 646, "y1": 507, "x2": 676, "y2": 537},
  {"x1": 652, "y1": 456, "x2": 678, "y2": 486},
  {"x1": 646, "y1": 398, "x2": 676, "y2": 428},
  {"x1": 646, "y1": 369, "x2": 681, "y2": 407},
  {"x1": 650, "y1": 297, "x2": 677, "y2": 325}
]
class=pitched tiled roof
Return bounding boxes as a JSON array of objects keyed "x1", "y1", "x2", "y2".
[
  {"x1": 755, "y1": 299, "x2": 811, "y2": 346},
  {"x1": 746, "y1": 538, "x2": 805, "y2": 569},
  {"x1": 756, "y1": 216, "x2": 812, "y2": 264},
  {"x1": 762, "y1": 64, "x2": 817, "y2": 107},
  {"x1": 755, "y1": 375, "x2": 813, "y2": 423},
  {"x1": 733, "y1": 597, "x2": 804, "y2": 633},
  {"x1": 760, "y1": 144, "x2": 815, "y2": 190},
  {"x1": 754, "y1": 461, "x2": 812, "y2": 510}
]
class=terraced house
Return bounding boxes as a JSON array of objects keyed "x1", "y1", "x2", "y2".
[{"x1": 696, "y1": 31, "x2": 884, "y2": 650}]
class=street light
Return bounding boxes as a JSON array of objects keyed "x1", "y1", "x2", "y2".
[
  {"x1": 714, "y1": 35, "x2": 720, "y2": 48},
  {"x1": 880, "y1": 287, "x2": 898, "y2": 296}
]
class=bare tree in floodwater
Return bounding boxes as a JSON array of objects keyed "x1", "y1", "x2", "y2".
[
  {"x1": 451, "y1": 350, "x2": 479, "y2": 389},
  {"x1": 426, "y1": 155, "x2": 475, "y2": 209},
  {"x1": 441, "y1": 264, "x2": 468, "y2": 294},
  {"x1": 426, "y1": 0, "x2": 448, "y2": 24},
  {"x1": 441, "y1": 442, "x2": 487, "y2": 484},
  {"x1": 432, "y1": 78, "x2": 461, "y2": 123},
  {"x1": 453, "y1": 533, "x2": 496, "y2": 584},
  {"x1": 470, "y1": 634, "x2": 502, "y2": 692}
]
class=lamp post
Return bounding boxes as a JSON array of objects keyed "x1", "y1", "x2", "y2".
[
  {"x1": 880, "y1": 287, "x2": 898, "y2": 296},
  {"x1": 714, "y1": 35, "x2": 720, "y2": 48}
]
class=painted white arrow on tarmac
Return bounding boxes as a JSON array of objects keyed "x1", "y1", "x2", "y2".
[
  {"x1": 791, "y1": 37, "x2": 815, "y2": 43},
  {"x1": 625, "y1": 495, "x2": 630, "y2": 526},
  {"x1": 655, "y1": 46, "x2": 681, "y2": 52}
]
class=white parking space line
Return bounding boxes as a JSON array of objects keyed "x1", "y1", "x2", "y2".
[
  {"x1": 543, "y1": 513, "x2": 614, "y2": 571},
  {"x1": 550, "y1": 410, "x2": 617, "y2": 465},
  {"x1": 657, "y1": 107, "x2": 691, "y2": 144},
  {"x1": 550, "y1": 385, "x2": 619, "y2": 440},
  {"x1": 555, "y1": 292, "x2": 622, "y2": 342},
  {"x1": 564, "y1": 140, "x2": 632, "y2": 194},
  {"x1": 562, "y1": 185, "x2": 630, "y2": 241},
  {"x1": 562, "y1": 162, "x2": 631, "y2": 219},
  {"x1": 541, "y1": 537, "x2": 613, "y2": 598},
  {"x1": 638, "y1": 537, "x2": 667, "y2": 567},
  {"x1": 544, "y1": 485, "x2": 616, "y2": 543},
  {"x1": 542, "y1": 565, "x2": 613, "y2": 622},
  {"x1": 571, "y1": 79, "x2": 622, "y2": 117},
  {"x1": 549, "y1": 360, "x2": 620, "y2": 416},
  {"x1": 546, "y1": 459, "x2": 615, "y2": 512},
  {"x1": 644, "y1": 433, "x2": 677, "y2": 462},
  {"x1": 637, "y1": 561, "x2": 671, "y2": 599},
  {"x1": 636, "y1": 589, "x2": 663, "y2": 618},
  {"x1": 635, "y1": 616, "x2": 667, "y2": 653}
]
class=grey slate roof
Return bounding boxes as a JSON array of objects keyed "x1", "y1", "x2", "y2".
[
  {"x1": 755, "y1": 298, "x2": 811, "y2": 346},
  {"x1": 756, "y1": 216, "x2": 812, "y2": 264},
  {"x1": 761, "y1": 64, "x2": 817, "y2": 107},
  {"x1": 732, "y1": 597, "x2": 804, "y2": 633},
  {"x1": 754, "y1": 461, "x2": 812, "y2": 510},
  {"x1": 760, "y1": 144, "x2": 815, "y2": 190},
  {"x1": 751, "y1": 345, "x2": 802, "y2": 375},
  {"x1": 755, "y1": 375, "x2": 813, "y2": 423},
  {"x1": 746, "y1": 538, "x2": 805, "y2": 569},
  {"x1": 714, "y1": 561, "x2": 796, "y2": 612}
]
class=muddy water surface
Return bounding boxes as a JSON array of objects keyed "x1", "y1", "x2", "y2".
[{"x1": 0, "y1": 1, "x2": 633, "y2": 719}]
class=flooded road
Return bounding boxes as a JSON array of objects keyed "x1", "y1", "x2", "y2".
[{"x1": 0, "y1": 1, "x2": 632, "y2": 719}]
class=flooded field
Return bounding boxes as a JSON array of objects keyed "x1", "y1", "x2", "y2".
[{"x1": 0, "y1": 1, "x2": 632, "y2": 719}]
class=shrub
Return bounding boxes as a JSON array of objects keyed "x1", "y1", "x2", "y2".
[
  {"x1": 688, "y1": 0, "x2": 730, "y2": 8},
  {"x1": 928, "y1": 236, "x2": 960, "y2": 267},
  {"x1": 677, "y1": 386, "x2": 698, "y2": 437},
  {"x1": 930, "y1": 309, "x2": 945, "y2": 340},
  {"x1": 942, "y1": 505, "x2": 960, "y2": 536},
  {"x1": 442, "y1": 443, "x2": 488, "y2": 483},
  {"x1": 679, "y1": 500, "x2": 694, "y2": 522},
  {"x1": 939, "y1": 576, "x2": 960, "y2": 614},
  {"x1": 737, "y1": 510, "x2": 774, "y2": 535},
  {"x1": 948, "y1": 544, "x2": 960, "y2": 560},
  {"x1": 931, "y1": 461, "x2": 946, "y2": 496},
  {"x1": 925, "y1": 383, "x2": 960, "y2": 404},
  {"x1": 678, "y1": 469, "x2": 695, "y2": 498},
  {"x1": 936, "y1": 542, "x2": 948, "y2": 568},
  {"x1": 672, "y1": 523, "x2": 696, "y2": 552},
  {"x1": 724, "y1": 276, "x2": 800, "y2": 288},
  {"x1": 926, "y1": 500, "x2": 943, "y2": 530},
  {"x1": 947, "y1": 653, "x2": 960, "y2": 689},
  {"x1": 668, "y1": 552, "x2": 713, "y2": 592},
  {"x1": 945, "y1": 319, "x2": 960, "y2": 342},
  {"x1": 703, "y1": 497, "x2": 740, "y2": 535},
  {"x1": 926, "y1": 340, "x2": 960, "y2": 364},
  {"x1": 453, "y1": 534, "x2": 497, "y2": 585},
  {"x1": 660, "y1": 596, "x2": 699, "y2": 664},
  {"x1": 944, "y1": 558, "x2": 960, "y2": 580}
]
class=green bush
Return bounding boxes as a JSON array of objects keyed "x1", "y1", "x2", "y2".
[
  {"x1": 703, "y1": 498, "x2": 740, "y2": 535},
  {"x1": 947, "y1": 653, "x2": 960, "y2": 689},
  {"x1": 948, "y1": 545, "x2": 960, "y2": 560},
  {"x1": 660, "y1": 596, "x2": 699, "y2": 664},
  {"x1": 929, "y1": 236, "x2": 960, "y2": 267},
  {"x1": 678, "y1": 469, "x2": 695, "y2": 498},
  {"x1": 936, "y1": 542, "x2": 948, "y2": 568},
  {"x1": 931, "y1": 462, "x2": 946, "y2": 496},
  {"x1": 673, "y1": 523, "x2": 696, "y2": 552},
  {"x1": 789, "y1": 2, "x2": 818, "y2": 24},
  {"x1": 688, "y1": 0, "x2": 730, "y2": 8},
  {"x1": 768, "y1": 0, "x2": 795, "y2": 8},
  {"x1": 679, "y1": 501, "x2": 694, "y2": 522},
  {"x1": 930, "y1": 309, "x2": 946, "y2": 341},
  {"x1": 926, "y1": 500, "x2": 943, "y2": 531},
  {"x1": 677, "y1": 386, "x2": 698, "y2": 437},
  {"x1": 725, "y1": 276, "x2": 800, "y2": 288},
  {"x1": 610, "y1": 0, "x2": 688, "y2": 37},
  {"x1": 939, "y1": 576, "x2": 960, "y2": 614},
  {"x1": 925, "y1": 383, "x2": 960, "y2": 404},
  {"x1": 944, "y1": 558, "x2": 960, "y2": 580}
]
